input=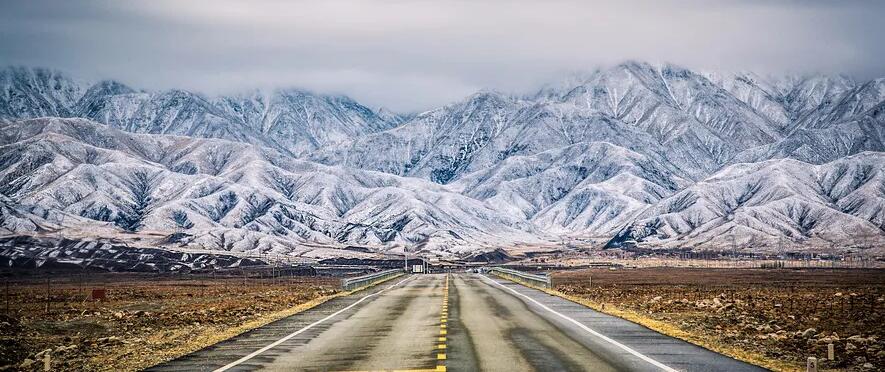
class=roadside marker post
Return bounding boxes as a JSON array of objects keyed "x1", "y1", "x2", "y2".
[
  {"x1": 807, "y1": 357, "x2": 818, "y2": 372},
  {"x1": 44, "y1": 278, "x2": 49, "y2": 315}
]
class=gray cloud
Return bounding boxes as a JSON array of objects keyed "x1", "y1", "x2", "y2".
[{"x1": 1, "y1": 0, "x2": 883, "y2": 112}]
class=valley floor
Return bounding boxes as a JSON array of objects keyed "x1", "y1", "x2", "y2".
[{"x1": 3, "y1": 267, "x2": 883, "y2": 371}]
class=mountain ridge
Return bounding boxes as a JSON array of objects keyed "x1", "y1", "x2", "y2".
[
  {"x1": 1, "y1": 63, "x2": 883, "y2": 257},
  {"x1": 1, "y1": 66, "x2": 404, "y2": 156}
]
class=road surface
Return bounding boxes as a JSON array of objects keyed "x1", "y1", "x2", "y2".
[{"x1": 149, "y1": 274, "x2": 766, "y2": 372}]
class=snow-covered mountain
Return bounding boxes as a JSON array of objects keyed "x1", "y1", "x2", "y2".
[
  {"x1": 450, "y1": 141, "x2": 685, "y2": 234},
  {"x1": 1, "y1": 67, "x2": 402, "y2": 156},
  {"x1": 1, "y1": 62, "x2": 883, "y2": 257},
  {"x1": 0, "y1": 66, "x2": 85, "y2": 119},
  {"x1": 609, "y1": 153, "x2": 885, "y2": 250},
  {"x1": 0, "y1": 117, "x2": 540, "y2": 257},
  {"x1": 313, "y1": 62, "x2": 883, "y2": 184}
]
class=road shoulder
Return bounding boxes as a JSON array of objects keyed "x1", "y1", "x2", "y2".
[
  {"x1": 481, "y1": 274, "x2": 767, "y2": 372},
  {"x1": 146, "y1": 275, "x2": 411, "y2": 371}
]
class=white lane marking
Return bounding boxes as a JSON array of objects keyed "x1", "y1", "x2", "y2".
[
  {"x1": 212, "y1": 275, "x2": 416, "y2": 372},
  {"x1": 481, "y1": 275, "x2": 679, "y2": 372}
]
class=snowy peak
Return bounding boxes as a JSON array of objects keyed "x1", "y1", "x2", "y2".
[
  {"x1": 0, "y1": 66, "x2": 85, "y2": 119},
  {"x1": 541, "y1": 62, "x2": 783, "y2": 149},
  {"x1": 797, "y1": 78, "x2": 885, "y2": 130},
  {"x1": 610, "y1": 153, "x2": 885, "y2": 251},
  {"x1": 0, "y1": 68, "x2": 404, "y2": 156}
]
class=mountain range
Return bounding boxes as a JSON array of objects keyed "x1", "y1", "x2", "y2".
[{"x1": 1, "y1": 62, "x2": 883, "y2": 258}]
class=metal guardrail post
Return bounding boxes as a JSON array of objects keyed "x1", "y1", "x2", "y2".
[
  {"x1": 341, "y1": 269, "x2": 403, "y2": 291},
  {"x1": 488, "y1": 267, "x2": 552, "y2": 289}
]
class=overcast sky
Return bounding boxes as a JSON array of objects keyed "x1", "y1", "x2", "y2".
[{"x1": 1, "y1": 0, "x2": 884, "y2": 112}]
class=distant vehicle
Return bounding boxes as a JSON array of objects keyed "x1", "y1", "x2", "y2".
[{"x1": 412, "y1": 264, "x2": 424, "y2": 273}]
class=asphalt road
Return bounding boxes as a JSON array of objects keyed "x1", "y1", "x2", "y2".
[{"x1": 149, "y1": 274, "x2": 767, "y2": 372}]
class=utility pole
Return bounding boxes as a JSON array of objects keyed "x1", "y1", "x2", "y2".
[
  {"x1": 777, "y1": 235, "x2": 784, "y2": 264},
  {"x1": 45, "y1": 277, "x2": 50, "y2": 316},
  {"x1": 730, "y1": 235, "x2": 736, "y2": 253}
]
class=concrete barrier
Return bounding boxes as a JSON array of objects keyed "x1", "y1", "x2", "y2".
[
  {"x1": 341, "y1": 269, "x2": 403, "y2": 291},
  {"x1": 489, "y1": 267, "x2": 552, "y2": 289}
]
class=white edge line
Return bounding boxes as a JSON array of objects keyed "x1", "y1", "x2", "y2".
[
  {"x1": 212, "y1": 275, "x2": 415, "y2": 372},
  {"x1": 481, "y1": 274, "x2": 679, "y2": 372}
]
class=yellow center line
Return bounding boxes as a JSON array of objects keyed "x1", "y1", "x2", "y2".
[
  {"x1": 336, "y1": 369, "x2": 442, "y2": 372},
  {"x1": 337, "y1": 275, "x2": 451, "y2": 372},
  {"x1": 437, "y1": 274, "x2": 449, "y2": 372}
]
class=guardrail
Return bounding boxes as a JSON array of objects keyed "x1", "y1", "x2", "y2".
[
  {"x1": 488, "y1": 267, "x2": 552, "y2": 289},
  {"x1": 341, "y1": 269, "x2": 403, "y2": 291}
]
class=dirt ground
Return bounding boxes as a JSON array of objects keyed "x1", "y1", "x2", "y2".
[
  {"x1": 554, "y1": 268, "x2": 885, "y2": 371},
  {"x1": 0, "y1": 272, "x2": 340, "y2": 371}
]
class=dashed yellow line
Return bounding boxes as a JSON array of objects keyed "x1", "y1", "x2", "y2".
[
  {"x1": 334, "y1": 275, "x2": 451, "y2": 372},
  {"x1": 337, "y1": 369, "x2": 441, "y2": 372},
  {"x1": 436, "y1": 274, "x2": 448, "y2": 372}
]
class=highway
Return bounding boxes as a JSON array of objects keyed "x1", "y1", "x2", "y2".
[{"x1": 149, "y1": 274, "x2": 766, "y2": 372}]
